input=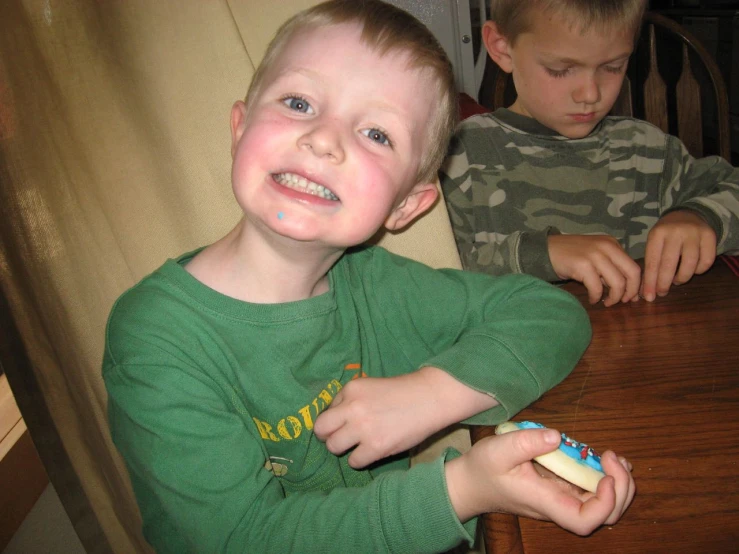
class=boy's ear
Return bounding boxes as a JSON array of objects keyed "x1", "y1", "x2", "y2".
[
  {"x1": 482, "y1": 21, "x2": 513, "y2": 74},
  {"x1": 384, "y1": 181, "x2": 439, "y2": 232},
  {"x1": 230, "y1": 100, "x2": 248, "y2": 158}
]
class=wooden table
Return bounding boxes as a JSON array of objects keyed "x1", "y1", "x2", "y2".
[{"x1": 471, "y1": 260, "x2": 739, "y2": 554}]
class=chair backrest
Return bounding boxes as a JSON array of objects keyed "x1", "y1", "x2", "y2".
[{"x1": 486, "y1": 11, "x2": 731, "y2": 162}]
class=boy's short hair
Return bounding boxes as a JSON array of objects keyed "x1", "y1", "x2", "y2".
[
  {"x1": 489, "y1": 0, "x2": 647, "y2": 45},
  {"x1": 244, "y1": 0, "x2": 458, "y2": 185}
]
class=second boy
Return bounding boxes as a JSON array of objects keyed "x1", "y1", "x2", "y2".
[{"x1": 441, "y1": 0, "x2": 739, "y2": 306}]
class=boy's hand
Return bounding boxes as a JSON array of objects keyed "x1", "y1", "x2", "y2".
[
  {"x1": 445, "y1": 428, "x2": 635, "y2": 535},
  {"x1": 641, "y1": 210, "x2": 716, "y2": 301},
  {"x1": 314, "y1": 367, "x2": 497, "y2": 469},
  {"x1": 548, "y1": 234, "x2": 642, "y2": 306}
]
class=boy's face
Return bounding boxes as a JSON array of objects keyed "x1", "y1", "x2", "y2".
[
  {"x1": 230, "y1": 23, "x2": 438, "y2": 249},
  {"x1": 495, "y1": 12, "x2": 635, "y2": 138}
]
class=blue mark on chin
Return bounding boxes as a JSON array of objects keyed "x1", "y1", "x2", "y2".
[{"x1": 277, "y1": 212, "x2": 284, "y2": 220}]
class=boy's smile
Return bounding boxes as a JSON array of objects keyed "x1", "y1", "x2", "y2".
[
  {"x1": 229, "y1": 22, "x2": 437, "y2": 249},
  {"x1": 497, "y1": 12, "x2": 635, "y2": 138},
  {"x1": 273, "y1": 172, "x2": 340, "y2": 202}
]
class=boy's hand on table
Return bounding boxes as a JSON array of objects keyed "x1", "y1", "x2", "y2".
[
  {"x1": 548, "y1": 234, "x2": 642, "y2": 306},
  {"x1": 445, "y1": 428, "x2": 635, "y2": 535},
  {"x1": 641, "y1": 210, "x2": 716, "y2": 301},
  {"x1": 314, "y1": 367, "x2": 496, "y2": 469}
]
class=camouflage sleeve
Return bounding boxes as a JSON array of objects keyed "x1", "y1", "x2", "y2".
[
  {"x1": 439, "y1": 122, "x2": 560, "y2": 281},
  {"x1": 659, "y1": 134, "x2": 739, "y2": 254}
]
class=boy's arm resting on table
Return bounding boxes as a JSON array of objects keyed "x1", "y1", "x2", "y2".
[
  {"x1": 104, "y1": 356, "x2": 474, "y2": 553},
  {"x1": 368, "y1": 248, "x2": 592, "y2": 427},
  {"x1": 417, "y1": 274, "x2": 591, "y2": 427},
  {"x1": 643, "y1": 135, "x2": 739, "y2": 298},
  {"x1": 317, "y1": 249, "x2": 591, "y2": 471},
  {"x1": 658, "y1": 135, "x2": 739, "y2": 254}
]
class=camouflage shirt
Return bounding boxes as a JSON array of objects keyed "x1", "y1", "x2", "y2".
[{"x1": 440, "y1": 108, "x2": 739, "y2": 281}]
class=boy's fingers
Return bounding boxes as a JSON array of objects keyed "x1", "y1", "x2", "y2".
[
  {"x1": 324, "y1": 425, "x2": 357, "y2": 456},
  {"x1": 480, "y1": 429, "x2": 561, "y2": 476},
  {"x1": 655, "y1": 239, "x2": 681, "y2": 295},
  {"x1": 545, "y1": 450, "x2": 634, "y2": 534},
  {"x1": 616, "y1": 258, "x2": 642, "y2": 303},
  {"x1": 347, "y1": 446, "x2": 372, "y2": 469},
  {"x1": 642, "y1": 235, "x2": 665, "y2": 300},
  {"x1": 600, "y1": 250, "x2": 640, "y2": 305},
  {"x1": 598, "y1": 249, "x2": 641, "y2": 305},
  {"x1": 313, "y1": 406, "x2": 343, "y2": 439},
  {"x1": 696, "y1": 233, "x2": 717, "y2": 274},
  {"x1": 627, "y1": 467, "x2": 636, "y2": 506},
  {"x1": 608, "y1": 478, "x2": 634, "y2": 524},
  {"x1": 503, "y1": 428, "x2": 561, "y2": 469},
  {"x1": 582, "y1": 474, "x2": 617, "y2": 521},
  {"x1": 581, "y1": 271, "x2": 605, "y2": 305},
  {"x1": 330, "y1": 390, "x2": 345, "y2": 407},
  {"x1": 545, "y1": 477, "x2": 614, "y2": 536},
  {"x1": 600, "y1": 451, "x2": 633, "y2": 524},
  {"x1": 598, "y1": 266, "x2": 626, "y2": 307},
  {"x1": 621, "y1": 468, "x2": 636, "y2": 518},
  {"x1": 674, "y1": 244, "x2": 699, "y2": 285}
]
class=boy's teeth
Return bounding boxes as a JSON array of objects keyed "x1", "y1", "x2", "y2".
[{"x1": 274, "y1": 173, "x2": 339, "y2": 201}]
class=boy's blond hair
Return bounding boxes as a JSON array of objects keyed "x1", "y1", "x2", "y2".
[
  {"x1": 489, "y1": 0, "x2": 647, "y2": 44},
  {"x1": 244, "y1": 0, "x2": 458, "y2": 185}
]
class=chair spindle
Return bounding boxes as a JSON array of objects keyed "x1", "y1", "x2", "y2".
[
  {"x1": 643, "y1": 23, "x2": 668, "y2": 134},
  {"x1": 676, "y1": 42, "x2": 704, "y2": 158}
]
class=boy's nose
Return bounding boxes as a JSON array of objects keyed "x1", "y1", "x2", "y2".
[
  {"x1": 298, "y1": 121, "x2": 345, "y2": 163},
  {"x1": 573, "y1": 75, "x2": 601, "y2": 106}
]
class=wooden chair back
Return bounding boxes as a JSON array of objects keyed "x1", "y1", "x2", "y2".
[{"x1": 487, "y1": 11, "x2": 731, "y2": 161}]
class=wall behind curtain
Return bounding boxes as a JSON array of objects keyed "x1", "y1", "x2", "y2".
[{"x1": 0, "y1": 0, "x2": 315, "y2": 550}]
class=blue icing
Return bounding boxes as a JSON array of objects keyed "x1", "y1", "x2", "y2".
[
  {"x1": 515, "y1": 421, "x2": 545, "y2": 430},
  {"x1": 513, "y1": 421, "x2": 603, "y2": 473}
]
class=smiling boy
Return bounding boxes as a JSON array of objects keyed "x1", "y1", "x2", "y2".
[
  {"x1": 103, "y1": 1, "x2": 633, "y2": 552},
  {"x1": 441, "y1": 0, "x2": 739, "y2": 307}
]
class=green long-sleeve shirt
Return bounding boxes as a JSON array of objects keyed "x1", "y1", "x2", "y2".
[
  {"x1": 103, "y1": 245, "x2": 590, "y2": 553},
  {"x1": 440, "y1": 108, "x2": 739, "y2": 281}
]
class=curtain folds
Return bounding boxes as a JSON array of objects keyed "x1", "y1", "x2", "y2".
[
  {"x1": 0, "y1": 1, "x2": 267, "y2": 549},
  {"x1": 0, "y1": 1, "x2": 465, "y2": 551}
]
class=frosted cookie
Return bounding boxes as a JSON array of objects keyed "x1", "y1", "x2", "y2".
[{"x1": 495, "y1": 420, "x2": 605, "y2": 493}]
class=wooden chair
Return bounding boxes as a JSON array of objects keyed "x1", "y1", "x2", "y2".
[{"x1": 484, "y1": 11, "x2": 731, "y2": 162}]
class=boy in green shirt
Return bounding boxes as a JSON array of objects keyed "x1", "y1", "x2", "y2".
[
  {"x1": 103, "y1": 1, "x2": 634, "y2": 552},
  {"x1": 441, "y1": 0, "x2": 739, "y2": 307}
]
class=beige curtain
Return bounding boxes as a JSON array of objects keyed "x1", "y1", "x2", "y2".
[{"x1": 0, "y1": 1, "x2": 465, "y2": 552}]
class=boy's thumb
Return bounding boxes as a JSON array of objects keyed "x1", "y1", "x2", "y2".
[{"x1": 507, "y1": 428, "x2": 561, "y2": 466}]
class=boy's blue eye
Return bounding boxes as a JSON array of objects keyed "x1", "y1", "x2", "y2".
[
  {"x1": 362, "y1": 128, "x2": 391, "y2": 146},
  {"x1": 283, "y1": 96, "x2": 313, "y2": 114}
]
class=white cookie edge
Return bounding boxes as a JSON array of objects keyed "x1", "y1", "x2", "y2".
[{"x1": 495, "y1": 421, "x2": 605, "y2": 493}]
